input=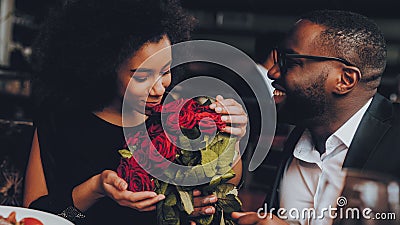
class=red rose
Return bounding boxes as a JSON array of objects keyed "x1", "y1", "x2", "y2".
[
  {"x1": 180, "y1": 99, "x2": 198, "y2": 112},
  {"x1": 196, "y1": 111, "x2": 226, "y2": 134},
  {"x1": 128, "y1": 131, "x2": 177, "y2": 177},
  {"x1": 194, "y1": 104, "x2": 212, "y2": 113},
  {"x1": 117, "y1": 97, "x2": 229, "y2": 193},
  {"x1": 125, "y1": 131, "x2": 145, "y2": 147},
  {"x1": 179, "y1": 111, "x2": 197, "y2": 129},
  {"x1": 117, "y1": 157, "x2": 134, "y2": 181},
  {"x1": 165, "y1": 112, "x2": 180, "y2": 132},
  {"x1": 152, "y1": 98, "x2": 188, "y2": 113},
  {"x1": 117, "y1": 157, "x2": 154, "y2": 192},
  {"x1": 179, "y1": 100, "x2": 198, "y2": 129},
  {"x1": 132, "y1": 147, "x2": 151, "y2": 172},
  {"x1": 125, "y1": 131, "x2": 152, "y2": 156},
  {"x1": 162, "y1": 99, "x2": 198, "y2": 132},
  {"x1": 147, "y1": 124, "x2": 164, "y2": 138},
  {"x1": 151, "y1": 104, "x2": 163, "y2": 113},
  {"x1": 198, "y1": 117, "x2": 218, "y2": 134},
  {"x1": 151, "y1": 132, "x2": 177, "y2": 161},
  {"x1": 147, "y1": 132, "x2": 177, "y2": 175},
  {"x1": 128, "y1": 165, "x2": 155, "y2": 192},
  {"x1": 163, "y1": 99, "x2": 188, "y2": 113}
]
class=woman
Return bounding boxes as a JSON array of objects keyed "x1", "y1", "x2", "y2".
[{"x1": 23, "y1": 0, "x2": 247, "y2": 224}]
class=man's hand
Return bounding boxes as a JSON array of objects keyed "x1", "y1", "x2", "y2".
[
  {"x1": 191, "y1": 189, "x2": 217, "y2": 216},
  {"x1": 188, "y1": 189, "x2": 218, "y2": 224}
]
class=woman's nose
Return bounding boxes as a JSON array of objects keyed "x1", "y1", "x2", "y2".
[
  {"x1": 149, "y1": 77, "x2": 165, "y2": 96},
  {"x1": 267, "y1": 63, "x2": 282, "y2": 80}
]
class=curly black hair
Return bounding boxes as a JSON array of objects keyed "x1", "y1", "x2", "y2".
[
  {"x1": 31, "y1": 0, "x2": 196, "y2": 111},
  {"x1": 300, "y1": 10, "x2": 387, "y2": 90}
]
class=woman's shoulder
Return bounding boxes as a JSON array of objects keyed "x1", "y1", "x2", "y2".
[
  {"x1": 34, "y1": 105, "x2": 106, "y2": 133},
  {"x1": 35, "y1": 105, "x2": 83, "y2": 123}
]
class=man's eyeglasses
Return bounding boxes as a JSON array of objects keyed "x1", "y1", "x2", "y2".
[{"x1": 272, "y1": 48, "x2": 355, "y2": 75}]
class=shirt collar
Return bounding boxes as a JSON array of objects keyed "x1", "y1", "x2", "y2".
[
  {"x1": 293, "y1": 129, "x2": 321, "y2": 164},
  {"x1": 330, "y1": 98, "x2": 373, "y2": 150},
  {"x1": 294, "y1": 98, "x2": 373, "y2": 159}
]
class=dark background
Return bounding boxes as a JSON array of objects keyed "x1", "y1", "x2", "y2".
[{"x1": 3, "y1": 0, "x2": 400, "y2": 112}]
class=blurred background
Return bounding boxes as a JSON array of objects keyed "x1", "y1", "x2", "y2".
[{"x1": 1, "y1": 0, "x2": 399, "y2": 208}]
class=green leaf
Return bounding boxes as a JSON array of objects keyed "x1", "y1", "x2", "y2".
[
  {"x1": 220, "y1": 210, "x2": 226, "y2": 225},
  {"x1": 221, "y1": 170, "x2": 235, "y2": 181},
  {"x1": 118, "y1": 149, "x2": 132, "y2": 159},
  {"x1": 156, "y1": 200, "x2": 163, "y2": 224},
  {"x1": 203, "y1": 99, "x2": 212, "y2": 106},
  {"x1": 194, "y1": 215, "x2": 214, "y2": 225},
  {"x1": 162, "y1": 205, "x2": 179, "y2": 224},
  {"x1": 162, "y1": 167, "x2": 179, "y2": 181},
  {"x1": 203, "y1": 133, "x2": 237, "y2": 177},
  {"x1": 216, "y1": 194, "x2": 242, "y2": 215},
  {"x1": 201, "y1": 149, "x2": 218, "y2": 177},
  {"x1": 207, "y1": 133, "x2": 224, "y2": 146},
  {"x1": 225, "y1": 220, "x2": 235, "y2": 225},
  {"x1": 201, "y1": 148, "x2": 219, "y2": 163},
  {"x1": 209, "y1": 175, "x2": 223, "y2": 187},
  {"x1": 202, "y1": 162, "x2": 217, "y2": 178},
  {"x1": 155, "y1": 180, "x2": 169, "y2": 195},
  {"x1": 128, "y1": 145, "x2": 137, "y2": 151},
  {"x1": 157, "y1": 201, "x2": 179, "y2": 225},
  {"x1": 165, "y1": 193, "x2": 177, "y2": 206},
  {"x1": 216, "y1": 136, "x2": 237, "y2": 174},
  {"x1": 177, "y1": 186, "x2": 194, "y2": 215},
  {"x1": 226, "y1": 186, "x2": 239, "y2": 197},
  {"x1": 214, "y1": 183, "x2": 235, "y2": 197},
  {"x1": 187, "y1": 152, "x2": 202, "y2": 166},
  {"x1": 213, "y1": 184, "x2": 242, "y2": 215},
  {"x1": 182, "y1": 164, "x2": 209, "y2": 184},
  {"x1": 194, "y1": 96, "x2": 214, "y2": 106},
  {"x1": 176, "y1": 169, "x2": 189, "y2": 184},
  {"x1": 181, "y1": 126, "x2": 201, "y2": 140},
  {"x1": 179, "y1": 149, "x2": 201, "y2": 166},
  {"x1": 179, "y1": 135, "x2": 192, "y2": 150},
  {"x1": 206, "y1": 170, "x2": 235, "y2": 191}
]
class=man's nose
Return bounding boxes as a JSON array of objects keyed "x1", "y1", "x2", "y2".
[{"x1": 267, "y1": 63, "x2": 282, "y2": 80}]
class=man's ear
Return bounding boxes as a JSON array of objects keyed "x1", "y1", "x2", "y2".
[{"x1": 334, "y1": 66, "x2": 362, "y2": 95}]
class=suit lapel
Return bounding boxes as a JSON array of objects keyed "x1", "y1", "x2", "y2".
[
  {"x1": 267, "y1": 126, "x2": 304, "y2": 209},
  {"x1": 343, "y1": 94, "x2": 393, "y2": 170},
  {"x1": 266, "y1": 94, "x2": 393, "y2": 210}
]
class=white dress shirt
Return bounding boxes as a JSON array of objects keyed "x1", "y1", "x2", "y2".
[{"x1": 279, "y1": 98, "x2": 372, "y2": 225}]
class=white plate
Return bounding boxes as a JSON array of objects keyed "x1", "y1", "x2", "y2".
[{"x1": 0, "y1": 205, "x2": 74, "y2": 225}]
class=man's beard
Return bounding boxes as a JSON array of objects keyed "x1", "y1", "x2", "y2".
[{"x1": 279, "y1": 74, "x2": 328, "y2": 125}]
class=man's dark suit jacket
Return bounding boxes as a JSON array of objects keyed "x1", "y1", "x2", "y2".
[{"x1": 264, "y1": 93, "x2": 400, "y2": 209}]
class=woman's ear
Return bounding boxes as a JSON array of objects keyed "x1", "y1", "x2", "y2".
[{"x1": 334, "y1": 66, "x2": 362, "y2": 95}]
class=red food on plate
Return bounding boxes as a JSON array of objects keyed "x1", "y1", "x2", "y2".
[
  {"x1": 20, "y1": 218, "x2": 44, "y2": 225},
  {"x1": 0, "y1": 212, "x2": 44, "y2": 225}
]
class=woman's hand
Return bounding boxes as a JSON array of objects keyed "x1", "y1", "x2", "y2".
[
  {"x1": 210, "y1": 95, "x2": 248, "y2": 139},
  {"x1": 99, "y1": 170, "x2": 165, "y2": 211},
  {"x1": 73, "y1": 170, "x2": 165, "y2": 212}
]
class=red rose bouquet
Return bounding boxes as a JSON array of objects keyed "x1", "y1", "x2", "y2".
[{"x1": 117, "y1": 97, "x2": 242, "y2": 225}]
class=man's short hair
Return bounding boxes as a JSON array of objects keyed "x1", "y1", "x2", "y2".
[{"x1": 300, "y1": 10, "x2": 387, "y2": 89}]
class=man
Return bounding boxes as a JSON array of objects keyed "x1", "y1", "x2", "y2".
[{"x1": 233, "y1": 10, "x2": 400, "y2": 224}]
